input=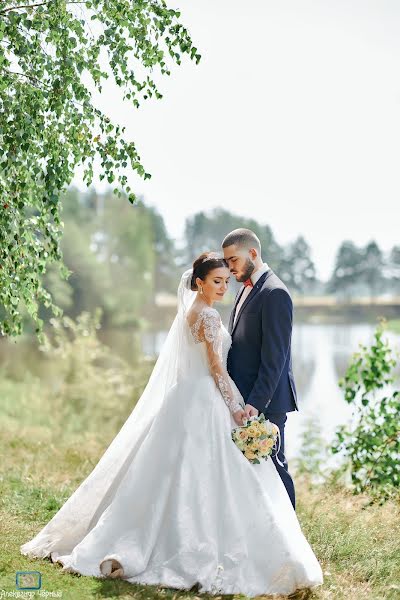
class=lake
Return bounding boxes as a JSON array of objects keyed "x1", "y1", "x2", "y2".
[{"x1": 142, "y1": 322, "x2": 400, "y2": 460}]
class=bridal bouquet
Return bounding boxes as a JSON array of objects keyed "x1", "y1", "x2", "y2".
[{"x1": 231, "y1": 413, "x2": 280, "y2": 464}]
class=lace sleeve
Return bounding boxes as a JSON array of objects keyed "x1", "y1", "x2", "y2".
[{"x1": 199, "y1": 308, "x2": 243, "y2": 415}]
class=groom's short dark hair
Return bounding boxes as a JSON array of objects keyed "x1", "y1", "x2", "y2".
[{"x1": 222, "y1": 229, "x2": 261, "y2": 253}]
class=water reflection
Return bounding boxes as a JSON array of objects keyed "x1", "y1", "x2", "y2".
[{"x1": 287, "y1": 323, "x2": 400, "y2": 459}]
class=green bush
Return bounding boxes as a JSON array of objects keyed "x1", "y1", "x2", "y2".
[
  {"x1": 294, "y1": 416, "x2": 329, "y2": 482},
  {"x1": 331, "y1": 321, "x2": 400, "y2": 502},
  {"x1": 36, "y1": 310, "x2": 153, "y2": 436}
]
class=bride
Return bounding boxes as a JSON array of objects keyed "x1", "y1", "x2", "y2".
[{"x1": 20, "y1": 252, "x2": 323, "y2": 597}]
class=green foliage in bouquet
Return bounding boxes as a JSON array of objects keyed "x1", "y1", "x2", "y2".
[{"x1": 331, "y1": 320, "x2": 400, "y2": 502}]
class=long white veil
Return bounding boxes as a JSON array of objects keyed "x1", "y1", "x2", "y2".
[{"x1": 21, "y1": 270, "x2": 197, "y2": 559}]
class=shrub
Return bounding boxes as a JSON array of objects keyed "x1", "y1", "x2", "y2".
[{"x1": 331, "y1": 321, "x2": 400, "y2": 502}]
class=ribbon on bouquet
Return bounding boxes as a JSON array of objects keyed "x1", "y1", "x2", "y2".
[{"x1": 272, "y1": 424, "x2": 285, "y2": 468}]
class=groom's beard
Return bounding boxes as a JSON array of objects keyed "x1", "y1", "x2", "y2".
[{"x1": 237, "y1": 258, "x2": 255, "y2": 283}]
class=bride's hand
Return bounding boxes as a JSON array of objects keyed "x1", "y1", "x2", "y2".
[{"x1": 233, "y1": 409, "x2": 246, "y2": 426}]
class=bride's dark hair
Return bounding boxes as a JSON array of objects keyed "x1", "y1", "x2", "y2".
[{"x1": 190, "y1": 252, "x2": 228, "y2": 291}]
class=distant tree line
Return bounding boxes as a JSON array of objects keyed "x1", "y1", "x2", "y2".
[
  {"x1": 38, "y1": 190, "x2": 400, "y2": 331},
  {"x1": 2, "y1": 187, "x2": 399, "y2": 334},
  {"x1": 42, "y1": 192, "x2": 320, "y2": 332},
  {"x1": 329, "y1": 240, "x2": 400, "y2": 299},
  {"x1": 185, "y1": 210, "x2": 400, "y2": 298}
]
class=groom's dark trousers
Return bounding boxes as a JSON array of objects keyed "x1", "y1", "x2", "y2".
[
  {"x1": 263, "y1": 412, "x2": 295, "y2": 509},
  {"x1": 227, "y1": 269, "x2": 298, "y2": 510}
]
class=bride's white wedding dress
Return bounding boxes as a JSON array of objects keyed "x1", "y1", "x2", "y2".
[{"x1": 20, "y1": 271, "x2": 323, "y2": 597}]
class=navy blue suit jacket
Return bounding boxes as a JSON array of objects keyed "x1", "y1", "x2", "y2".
[{"x1": 227, "y1": 269, "x2": 298, "y2": 415}]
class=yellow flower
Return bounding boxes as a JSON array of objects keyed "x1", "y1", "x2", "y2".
[
  {"x1": 238, "y1": 429, "x2": 249, "y2": 441},
  {"x1": 247, "y1": 425, "x2": 259, "y2": 438},
  {"x1": 244, "y1": 450, "x2": 257, "y2": 460},
  {"x1": 260, "y1": 438, "x2": 274, "y2": 452}
]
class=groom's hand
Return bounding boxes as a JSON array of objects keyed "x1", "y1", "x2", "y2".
[{"x1": 244, "y1": 404, "x2": 259, "y2": 419}]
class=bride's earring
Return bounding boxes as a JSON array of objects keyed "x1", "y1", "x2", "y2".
[{"x1": 199, "y1": 285, "x2": 203, "y2": 295}]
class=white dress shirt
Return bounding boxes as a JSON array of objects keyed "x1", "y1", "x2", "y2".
[{"x1": 233, "y1": 262, "x2": 269, "y2": 325}]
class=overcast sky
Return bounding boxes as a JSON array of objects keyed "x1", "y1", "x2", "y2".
[{"x1": 72, "y1": 0, "x2": 400, "y2": 280}]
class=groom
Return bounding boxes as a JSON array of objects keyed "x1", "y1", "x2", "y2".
[{"x1": 222, "y1": 228, "x2": 298, "y2": 509}]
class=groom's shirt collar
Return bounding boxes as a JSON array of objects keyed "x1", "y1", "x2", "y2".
[
  {"x1": 233, "y1": 262, "x2": 269, "y2": 326},
  {"x1": 250, "y1": 262, "x2": 269, "y2": 286}
]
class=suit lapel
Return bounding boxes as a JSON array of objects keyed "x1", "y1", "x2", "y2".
[
  {"x1": 231, "y1": 270, "x2": 271, "y2": 336},
  {"x1": 228, "y1": 286, "x2": 245, "y2": 334}
]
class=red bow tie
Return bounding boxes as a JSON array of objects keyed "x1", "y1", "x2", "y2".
[{"x1": 244, "y1": 278, "x2": 253, "y2": 288}]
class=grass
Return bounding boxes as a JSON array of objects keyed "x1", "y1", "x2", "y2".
[{"x1": 1, "y1": 368, "x2": 400, "y2": 600}]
